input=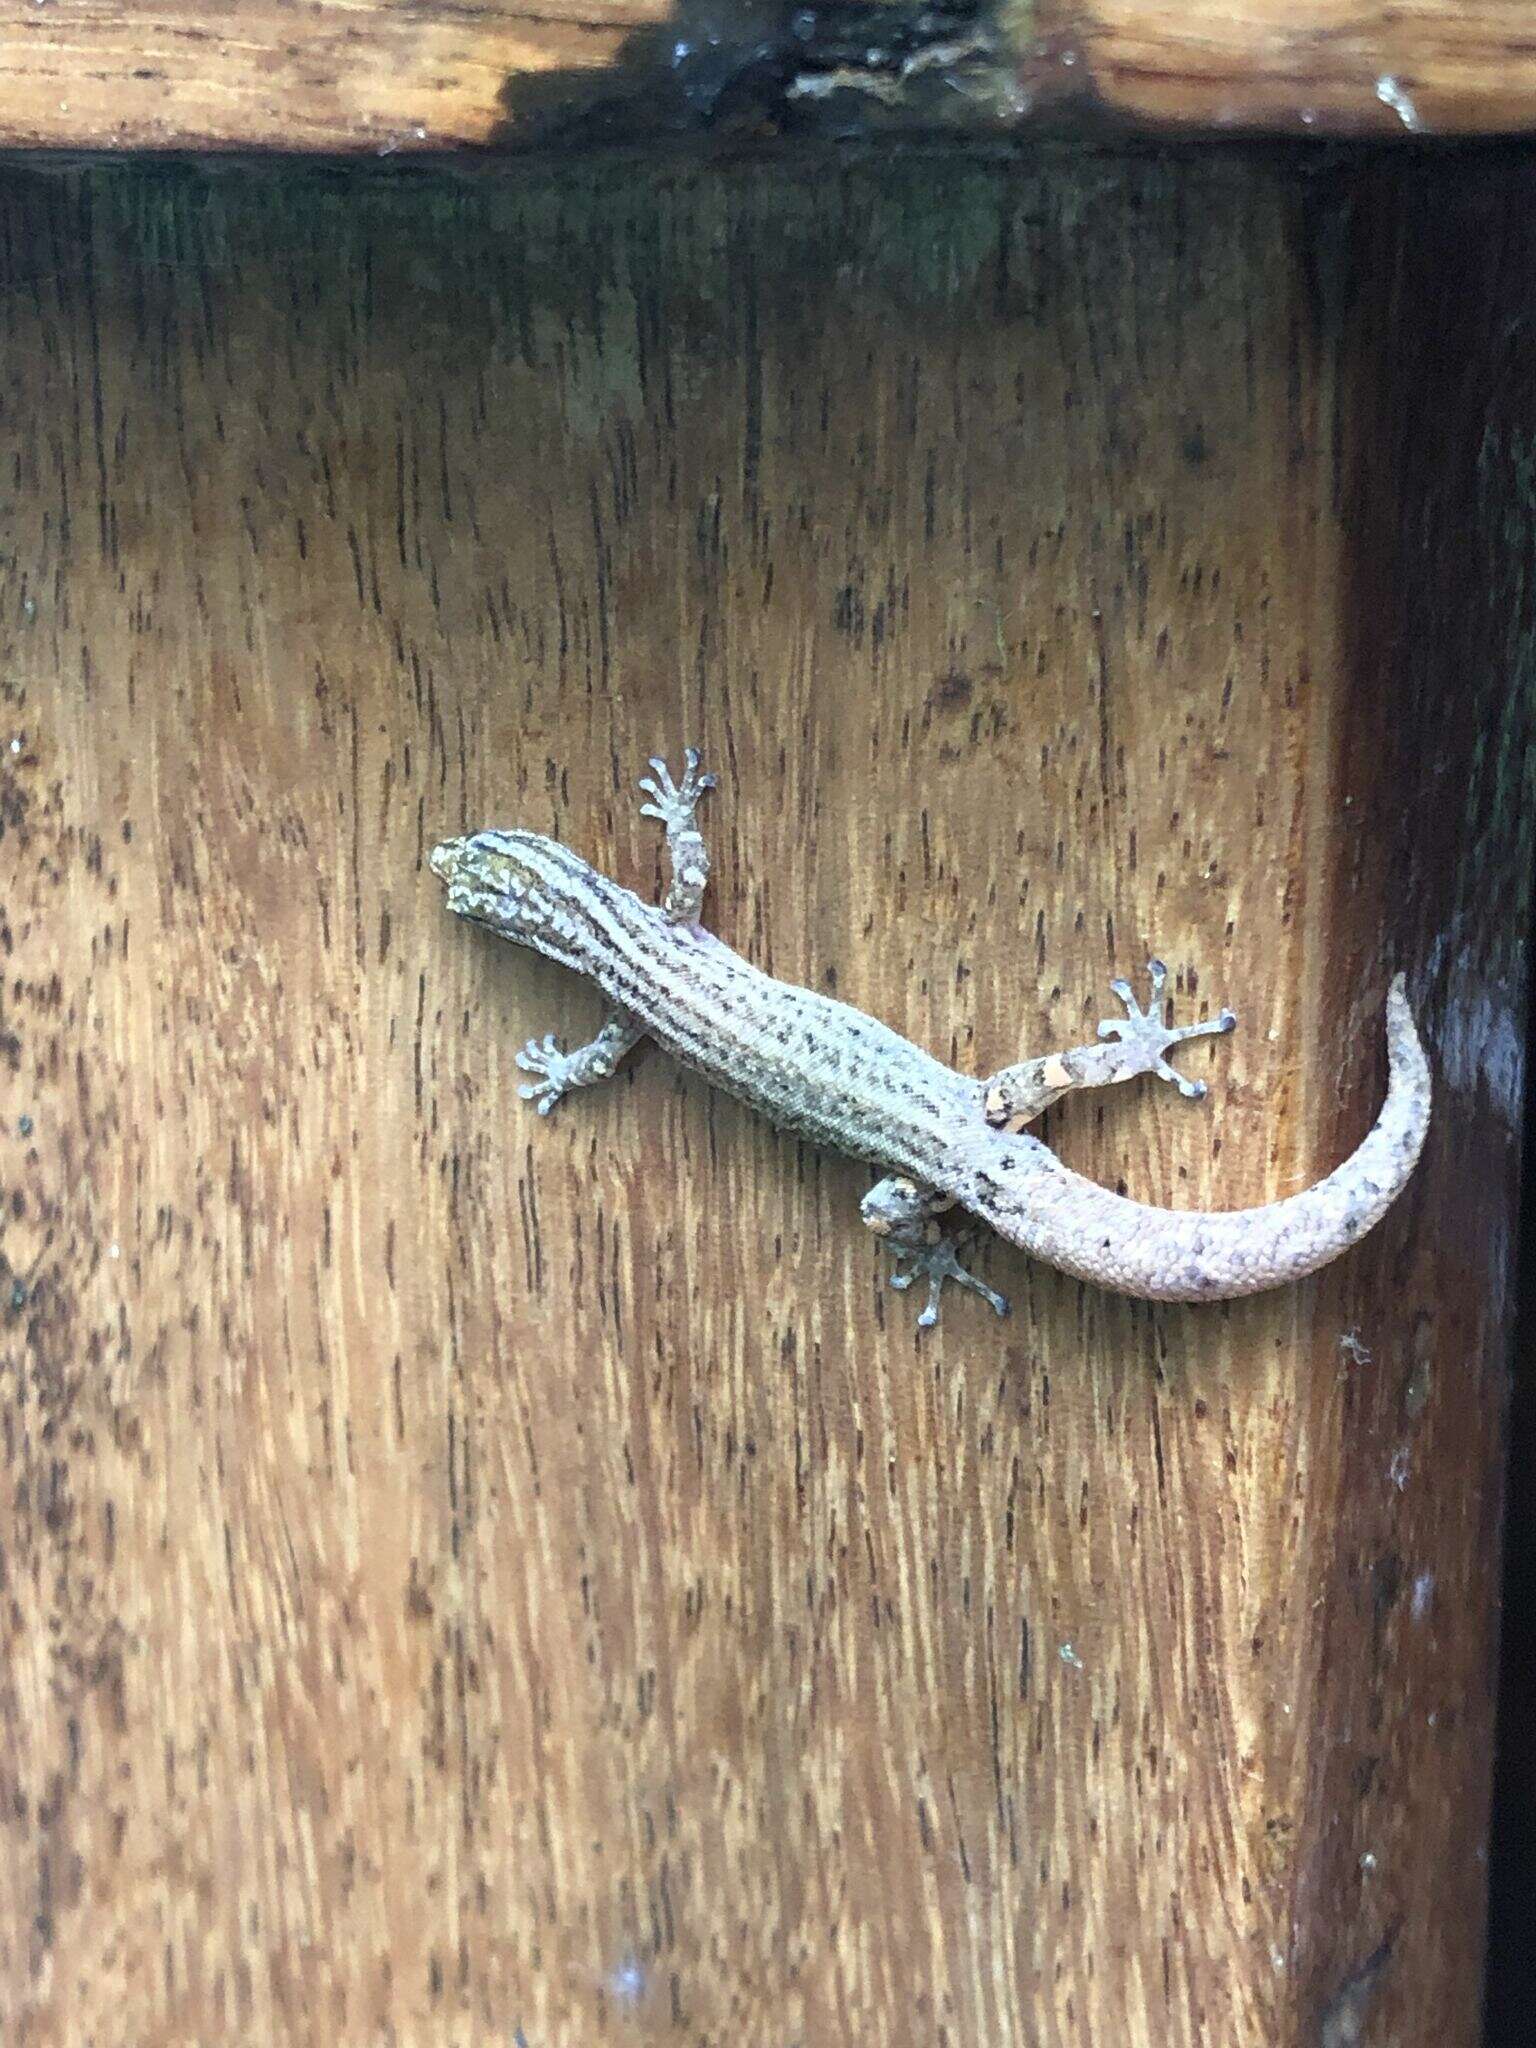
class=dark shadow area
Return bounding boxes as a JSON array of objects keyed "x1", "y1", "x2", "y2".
[
  {"x1": 1485, "y1": 962, "x2": 1536, "y2": 2045},
  {"x1": 489, "y1": 0, "x2": 1048, "y2": 151},
  {"x1": 1325, "y1": 144, "x2": 1536, "y2": 2045}
]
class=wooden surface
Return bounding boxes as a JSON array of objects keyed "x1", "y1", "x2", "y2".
[
  {"x1": 0, "y1": 150, "x2": 1528, "y2": 2045},
  {"x1": 2, "y1": 1, "x2": 1536, "y2": 152}
]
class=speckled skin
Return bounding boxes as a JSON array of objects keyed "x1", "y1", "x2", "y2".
[
  {"x1": 431, "y1": 754, "x2": 1430, "y2": 1319},
  {"x1": 951, "y1": 977, "x2": 1428, "y2": 1300}
]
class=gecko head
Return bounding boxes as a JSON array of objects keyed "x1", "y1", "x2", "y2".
[{"x1": 429, "y1": 828, "x2": 569, "y2": 932}]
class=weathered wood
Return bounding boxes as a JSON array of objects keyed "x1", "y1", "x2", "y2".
[
  {"x1": 0, "y1": 1, "x2": 1535, "y2": 153},
  {"x1": 1063, "y1": 1, "x2": 1536, "y2": 134},
  {"x1": 0, "y1": 150, "x2": 1527, "y2": 2045}
]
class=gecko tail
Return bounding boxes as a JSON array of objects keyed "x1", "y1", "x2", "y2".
[{"x1": 988, "y1": 975, "x2": 1431, "y2": 1302}]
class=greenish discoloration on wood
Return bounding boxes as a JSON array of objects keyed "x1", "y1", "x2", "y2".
[{"x1": 75, "y1": 147, "x2": 1319, "y2": 321}]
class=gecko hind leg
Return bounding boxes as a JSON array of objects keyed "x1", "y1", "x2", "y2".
[
  {"x1": 984, "y1": 959, "x2": 1237, "y2": 1126},
  {"x1": 861, "y1": 1176, "x2": 1010, "y2": 1328},
  {"x1": 638, "y1": 748, "x2": 716, "y2": 923},
  {"x1": 1100, "y1": 958, "x2": 1236, "y2": 1100},
  {"x1": 516, "y1": 1009, "x2": 646, "y2": 1115}
]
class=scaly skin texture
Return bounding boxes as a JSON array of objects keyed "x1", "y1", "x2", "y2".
[{"x1": 430, "y1": 753, "x2": 1431, "y2": 1322}]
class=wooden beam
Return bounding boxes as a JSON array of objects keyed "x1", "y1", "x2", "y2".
[
  {"x1": 1065, "y1": 1, "x2": 1536, "y2": 135},
  {"x1": 0, "y1": 147, "x2": 1527, "y2": 2043},
  {"x1": 0, "y1": 2, "x2": 1535, "y2": 154}
]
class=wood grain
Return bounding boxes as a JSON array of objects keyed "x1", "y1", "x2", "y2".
[
  {"x1": 2, "y1": 1, "x2": 1536, "y2": 152},
  {"x1": 1061, "y1": 1, "x2": 1536, "y2": 134},
  {"x1": 0, "y1": 0, "x2": 689, "y2": 154},
  {"x1": 0, "y1": 150, "x2": 1527, "y2": 2045}
]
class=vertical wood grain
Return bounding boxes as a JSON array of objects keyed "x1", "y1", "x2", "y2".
[{"x1": 0, "y1": 151, "x2": 1527, "y2": 2046}]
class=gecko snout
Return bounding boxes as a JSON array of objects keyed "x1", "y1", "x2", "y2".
[{"x1": 428, "y1": 838, "x2": 464, "y2": 883}]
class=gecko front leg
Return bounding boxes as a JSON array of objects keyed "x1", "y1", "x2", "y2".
[
  {"x1": 638, "y1": 748, "x2": 716, "y2": 923},
  {"x1": 516, "y1": 1010, "x2": 646, "y2": 1114},
  {"x1": 984, "y1": 960, "x2": 1236, "y2": 1128},
  {"x1": 860, "y1": 1176, "x2": 1010, "y2": 1328}
]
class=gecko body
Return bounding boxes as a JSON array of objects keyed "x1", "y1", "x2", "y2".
[{"x1": 431, "y1": 753, "x2": 1430, "y2": 1322}]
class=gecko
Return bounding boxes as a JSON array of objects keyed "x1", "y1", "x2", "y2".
[{"x1": 430, "y1": 751, "x2": 1431, "y2": 1325}]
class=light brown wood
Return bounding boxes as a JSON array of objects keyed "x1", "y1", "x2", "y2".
[
  {"x1": 0, "y1": 0, "x2": 671, "y2": 152},
  {"x1": 1060, "y1": 0, "x2": 1536, "y2": 133},
  {"x1": 0, "y1": 151, "x2": 1526, "y2": 2045},
  {"x1": 2, "y1": 0, "x2": 1536, "y2": 152}
]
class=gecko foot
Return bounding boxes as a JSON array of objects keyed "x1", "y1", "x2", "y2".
[
  {"x1": 1097, "y1": 959, "x2": 1236, "y2": 1101},
  {"x1": 862, "y1": 1175, "x2": 1010, "y2": 1328},
  {"x1": 888, "y1": 1237, "x2": 1010, "y2": 1329},
  {"x1": 637, "y1": 748, "x2": 716, "y2": 834},
  {"x1": 515, "y1": 1033, "x2": 578, "y2": 1115}
]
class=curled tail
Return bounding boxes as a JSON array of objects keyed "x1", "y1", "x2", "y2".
[{"x1": 982, "y1": 976, "x2": 1430, "y2": 1302}]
